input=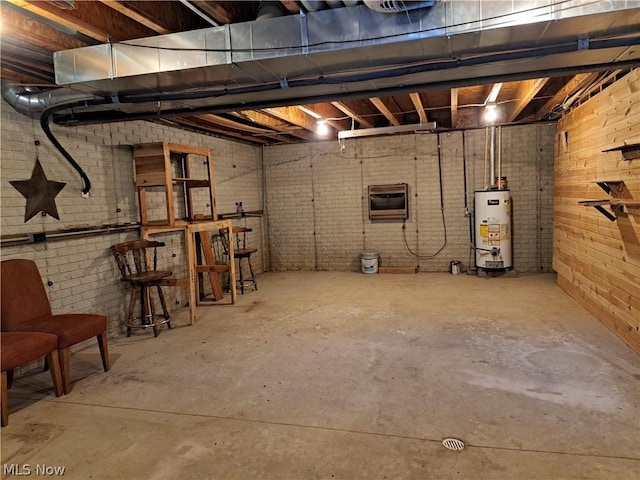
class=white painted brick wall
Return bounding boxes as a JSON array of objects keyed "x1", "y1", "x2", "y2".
[
  {"x1": 1, "y1": 100, "x2": 265, "y2": 339},
  {"x1": 264, "y1": 124, "x2": 555, "y2": 273},
  {"x1": 264, "y1": 144, "x2": 315, "y2": 270},
  {"x1": 2, "y1": 94, "x2": 554, "y2": 350}
]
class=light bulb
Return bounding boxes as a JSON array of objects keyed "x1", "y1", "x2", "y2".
[
  {"x1": 316, "y1": 120, "x2": 329, "y2": 136},
  {"x1": 484, "y1": 104, "x2": 498, "y2": 123}
]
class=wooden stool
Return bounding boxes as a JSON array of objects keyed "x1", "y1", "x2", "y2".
[
  {"x1": 219, "y1": 227, "x2": 257, "y2": 294},
  {"x1": 112, "y1": 240, "x2": 173, "y2": 337}
]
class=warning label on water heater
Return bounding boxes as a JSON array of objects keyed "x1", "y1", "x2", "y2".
[
  {"x1": 479, "y1": 222, "x2": 508, "y2": 246},
  {"x1": 488, "y1": 224, "x2": 501, "y2": 245}
]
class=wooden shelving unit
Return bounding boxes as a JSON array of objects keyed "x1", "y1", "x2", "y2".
[{"x1": 134, "y1": 142, "x2": 217, "y2": 226}]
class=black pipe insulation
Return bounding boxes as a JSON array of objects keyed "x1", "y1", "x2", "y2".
[{"x1": 39, "y1": 98, "x2": 108, "y2": 195}]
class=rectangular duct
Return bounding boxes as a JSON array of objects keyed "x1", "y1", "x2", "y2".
[{"x1": 51, "y1": 1, "x2": 640, "y2": 116}]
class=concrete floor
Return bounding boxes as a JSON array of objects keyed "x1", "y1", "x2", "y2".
[{"x1": 1, "y1": 272, "x2": 639, "y2": 480}]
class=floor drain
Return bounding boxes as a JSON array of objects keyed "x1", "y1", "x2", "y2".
[{"x1": 442, "y1": 438, "x2": 465, "y2": 451}]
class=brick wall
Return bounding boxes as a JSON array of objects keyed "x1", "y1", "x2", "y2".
[
  {"x1": 1, "y1": 96, "x2": 555, "y2": 343},
  {"x1": 264, "y1": 125, "x2": 555, "y2": 273},
  {"x1": 1, "y1": 100, "x2": 264, "y2": 340}
]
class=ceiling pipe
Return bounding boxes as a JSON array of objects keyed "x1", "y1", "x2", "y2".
[
  {"x1": 1, "y1": 81, "x2": 108, "y2": 195},
  {"x1": 1, "y1": 81, "x2": 99, "y2": 118},
  {"x1": 256, "y1": 1, "x2": 283, "y2": 20},
  {"x1": 300, "y1": 1, "x2": 326, "y2": 12}
]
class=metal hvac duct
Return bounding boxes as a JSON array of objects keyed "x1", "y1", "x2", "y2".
[{"x1": 45, "y1": 0, "x2": 639, "y2": 125}]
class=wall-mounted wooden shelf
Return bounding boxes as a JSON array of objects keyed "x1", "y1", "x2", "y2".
[
  {"x1": 602, "y1": 142, "x2": 640, "y2": 161},
  {"x1": 579, "y1": 180, "x2": 639, "y2": 221}
]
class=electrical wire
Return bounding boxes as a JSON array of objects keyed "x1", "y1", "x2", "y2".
[{"x1": 402, "y1": 133, "x2": 447, "y2": 259}]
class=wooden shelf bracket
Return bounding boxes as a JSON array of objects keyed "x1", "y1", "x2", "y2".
[
  {"x1": 579, "y1": 180, "x2": 640, "y2": 221},
  {"x1": 602, "y1": 142, "x2": 640, "y2": 161}
]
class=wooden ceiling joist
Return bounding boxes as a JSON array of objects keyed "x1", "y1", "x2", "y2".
[
  {"x1": 1, "y1": 6, "x2": 86, "y2": 52},
  {"x1": 175, "y1": 117, "x2": 272, "y2": 145},
  {"x1": 7, "y1": 0, "x2": 110, "y2": 42},
  {"x1": 409, "y1": 92, "x2": 428, "y2": 124},
  {"x1": 330, "y1": 101, "x2": 373, "y2": 129},
  {"x1": 97, "y1": 0, "x2": 171, "y2": 34},
  {"x1": 297, "y1": 104, "x2": 350, "y2": 132},
  {"x1": 529, "y1": 73, "x2": 601, "y2": 121},
  {"x1": 0, "y1": 65, "x2": 53, "y2": 83},
  {"x1": 233, "y1": 111, "x2": 316, "y2": 142},
  {"x1": 450, "y1": 88, "x2": 459, "y2": 129},
  {"x1": 484, "y1": 82, "x2": 503, "y2": 105},
  {"x1": 6, "y1": 0, "x2": 154, "y2": 42},
  {"x1": 196, "y1": 114, "x2": 275, "y2": 135},
  {"x1": 370, "y1": 97, "x2": 401, "y2": 126},
  {"x1": 506, "y1": 78, "x2": 549, "y2": 122},
  {"x1": 263, "y1": 106, "x2": 329, "y2": 136},
  {"x1": 0, "y1": 53, "x2": 53, "y2": 75},
  {"x1": 190, "y1": 1, "x2": 251, "y2": 25}
]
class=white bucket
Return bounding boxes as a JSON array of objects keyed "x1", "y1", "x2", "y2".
[{"x1": 360, "y1": 252, "x2": 379, "y2": 274}]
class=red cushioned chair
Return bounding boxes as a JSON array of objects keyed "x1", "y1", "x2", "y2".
[
  {"x1": 1, "y1": 332, "x2": 64, "y2": 426},
  {"x1": 0, "y1": 259, "x2": 110, "y2": 394}
]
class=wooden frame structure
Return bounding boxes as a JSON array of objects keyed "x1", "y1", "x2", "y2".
[
  {"x1": 134, "y1": 142, "x2": 217, "y2": 226},
  {"x1": 135, "y1": 142, "x2": 235, "y2": 325}
]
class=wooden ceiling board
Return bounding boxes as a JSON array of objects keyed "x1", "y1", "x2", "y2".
[
  {"x1": 1, "y1": 6, "x2": 86, "y2": 52},
  {"x1": 191, "y1": 1, "x2": 257, "y2": 25},
  {"x1": 6, "y1": 0, "x2": 155, "y2": 42}
]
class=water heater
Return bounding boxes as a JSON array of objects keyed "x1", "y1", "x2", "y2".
[{"x1": 474, "y1": 190, "x2": 512, "y2": 271}]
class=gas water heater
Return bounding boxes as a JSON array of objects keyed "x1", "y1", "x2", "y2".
[{"x1": 474, "y1": 189, "x2": 512, "y2": 271}]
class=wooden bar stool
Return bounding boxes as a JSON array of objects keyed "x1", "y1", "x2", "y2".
[
  {"x1": 112, "y1": 240, "x2": 173, "y2": 337},
  {"x1": 219, "y1": 227, "x2": 258, "y2": 294}
]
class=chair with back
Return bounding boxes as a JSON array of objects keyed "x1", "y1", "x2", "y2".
[
  {"x1": 1, "y1": 331, "x2": 64, "y2": 426},
  {"x1": 210, "y1": 231, "x2": 232, "y2": 293},
  {"x1": 219, "y1": 226, "x2": 258, "y2": 294},
  {"x1": 0, "y1": 259, "x2": 109, "y2": 395},
  {"x1": 112, "y1": 239, "x2": 173, "y2": 337}
]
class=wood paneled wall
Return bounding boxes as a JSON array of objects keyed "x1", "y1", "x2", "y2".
[{"x1": 553, "y1": 68, "x2": 640, "y2": 354}]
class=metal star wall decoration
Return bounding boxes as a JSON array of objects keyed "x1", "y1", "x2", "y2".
[{"x1": 9, "y1": 159, "x2": 66, "y2": 222}]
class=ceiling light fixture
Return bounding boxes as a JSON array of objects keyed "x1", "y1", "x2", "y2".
[
  {"x1": 316, "y1": 120, "x2": 329, "y2": 136},
  {"x1": 337, "y1": 122, "x2": 436, "y2": 140},
  {"x1": 484, "y1": 103, "x2": 498, "y2": 123}
]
